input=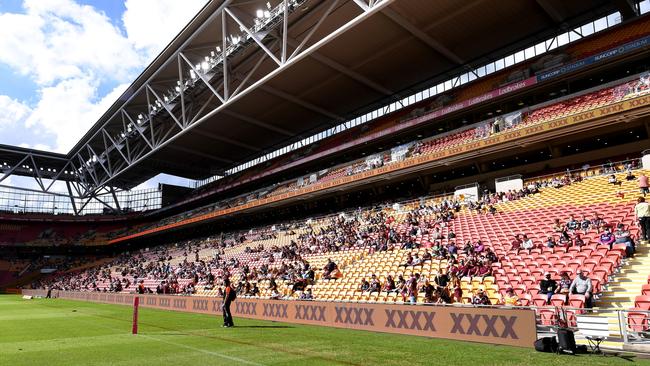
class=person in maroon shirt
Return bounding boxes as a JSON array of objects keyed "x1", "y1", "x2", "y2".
[
  {"x1": 639, "y1": 173, "x2": 649, "y2": 197},
  {"x1": 510, "y1": 234, "x2": 522, "y2": 252}
]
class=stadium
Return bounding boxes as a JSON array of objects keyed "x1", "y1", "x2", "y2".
[{"x1": 4, "y1": 0, "x2": 650, "y2": 364}]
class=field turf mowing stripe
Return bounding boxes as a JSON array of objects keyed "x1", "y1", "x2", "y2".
[{"x1": 1, "y1": 295, "x2": 649, "y2": 365}]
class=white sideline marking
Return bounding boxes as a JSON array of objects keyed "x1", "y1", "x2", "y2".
[
  {"x1": 63, "y1": 308, "x2": 264, "y2": 366},
  {"x1": 138, "y1": 333, "x2": 265, "y2": 366}
]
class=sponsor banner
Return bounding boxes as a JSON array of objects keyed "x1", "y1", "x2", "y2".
[
  {"x1": 109, "y1": 92, "x2": 650, "y2": 244},
  {"x1": 22, "y1": 290, "x2": 536, "y2": 348},
  {"x1": 537, "y1": 35, "x2": 650, "y2": 82}
]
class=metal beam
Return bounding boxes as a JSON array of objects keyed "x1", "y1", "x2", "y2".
[
  {"x1": 286, "y1": 38, "x2": 393, "y2": 95},
  {"x1": 222, "y1": 110, "x2": 294, "y2": 137},
  {"x1": 78, "y1": 0, "x2": 395, "y2": 194},
  {"x1": 612, "y1": 0, "x2": 640, "y2": 20},
  {"x1": 535, "y1": 0, "x2": 565, "y2": 23},
  {"x1": 381, "y1": 7, "x2": 464, "y2": 65},
  {"x1": 259, "y1": 84, "x2": 346, "y2": 122},
  {"x1": 189, "y1": 129, "x2": 261, "y2": 151},
  {"x1": 167, "y1": 145, "x2": 234, "y2": 164}
]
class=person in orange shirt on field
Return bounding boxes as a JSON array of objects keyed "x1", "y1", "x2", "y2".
[{"x1": 222, "y1": 278, "x2": 237, "y2": 328}]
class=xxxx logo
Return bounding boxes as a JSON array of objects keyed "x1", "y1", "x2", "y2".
[
  {"x1": 385, "y1": 309, "x2": 436, "y2": 331},
  {"x1": 235, "y1": 302, "x2": 257, "y2": 315},
  {"x1": 263, "y1": 303, "x2": 288, "y2": 318},
  {"x1": 334, "y1": 306, "x2": 374, "y2": 326},
  {"x1": 173, "y1": 299, "x2": 187, "y2": 309},
  {"x1": 599, "y1": 104, "x2": 623, "y2": 115},
  {"x1": 630, "y1": 96, "x2": 650, "y2": 107},
  {"x1": 450, "y1": 314, "x2": 518, "y2": 339},
  {"x1": 114, "y1": 295, "x2": 123, "y2": 303},
  {"x1": 146, "y1": 297, "x2": 157, "y2": 305},
  {"x1": 193, "y1": 299, "x2": 209, "y2": 311},
  {"x1": 211, "y1": 300, "x2": 221, "y2": 312},
  {"x1": 572, "y1": 111, "x2": 595, "y2": 122},
  {"x1": 294, "y1": 305, "x2": 326, "y2": 321},
  {"x1": 159, "y1": 298, "x2": 171, "y2": 307}
]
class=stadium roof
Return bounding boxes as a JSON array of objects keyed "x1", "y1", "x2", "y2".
[{"x1": 1, "y1": 0, "x2": 636, "y2": 196}]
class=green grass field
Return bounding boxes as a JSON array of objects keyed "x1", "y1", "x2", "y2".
[{"x1": 1, "y1": 295, "x2": 649, "y2": 366}]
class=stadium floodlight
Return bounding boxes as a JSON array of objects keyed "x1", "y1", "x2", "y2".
[
  {"x1": 256, "y1": 9, "x2": 264, "y2": 18},
  {"x1": 266, "y1": 2, "x2": 271, "y2": 10},
  {"x1": 216, "y1": 46, "x2": 221, "y2": 52},
  {"x1": 210, "y1": 51, "x2": 215, "y2": 57},
  {"x1": 201, "y1": 61, "x2": 209, "y2": 71},
  {"x1": 264, "y1": 10, "x2": 271, "y2": 18}
]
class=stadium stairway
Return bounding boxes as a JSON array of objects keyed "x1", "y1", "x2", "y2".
[{"x1": 598, "y1": 242, "x2": 650, "y2": 309}]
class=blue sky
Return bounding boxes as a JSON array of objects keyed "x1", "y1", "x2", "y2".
[{"x1": 0, "y1": 0, "x2": 208, "y2": 189}]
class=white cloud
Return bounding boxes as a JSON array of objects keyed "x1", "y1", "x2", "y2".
[
  {"x1": 0, "y1": 95, "x2": 31, "y2": 127},
  {"x1": 24, "y1": 78, "x2": 129, "y2": 152},
  {"x1": 0, "y1": 0, "x2": 209, "y2": 190},
  {"x1": 0, "y1": 0, "x2": 146, "y2": 85},
  {"x1": 123, "y1": 0, "x2": 208, "y2": 59}
]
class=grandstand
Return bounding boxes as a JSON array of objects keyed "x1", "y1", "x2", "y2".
[{"x1": 6, "y1": 0, "x2": 650, "y2": 363}]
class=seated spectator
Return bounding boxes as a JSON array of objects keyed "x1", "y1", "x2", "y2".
[
  {"x1": 401, "y1": 253, "x2": 413, "y2": 267},
  {"x1": 471, "y1": 289, "x2": 491, "y2": 305},
  {"x1": 569, "y1": 270, "x2": 593, "y2": 308},
  {"x1": 501, "y1": 288, "x2": 520, "y2": 306},
  {"x1": 572, "y1": 233, "x2": 584, "y2": 248},
  {"x1": 411, "y1": 254, "x2": 423, "y2": 266},
  {"x1": 521, "y1": 235, "x2": 534, "y2": 252},
  {"x1": 462, "y1": 241, "x2": 474, "y2": 255},
  {"x1": 552, "y1": 219, "x2": 565, "y2": 233},
  {"x1": 580, "y1": 215, "x2": 591, "y2": 234},
  {"x1": 566, "y1": 215, "x2": 579, "y2": 232},
  {"x1": 250, "y1": 283, "x2": 260, "y2": 296},
  {"x1": 539, "y1": 273, "x2": 558, "y2": 305},
  {"x1": 447, "y1": 241, "x2": 458, "y2": 257},
  {"x1": 300, "y1": 289, "x2": 313, "y2": 300},
  {"x1": 544, "y1": 236, "x2": 556, "y2": 248},
  {"x1": 591, "y1": 213, "x2": 605, "y2": 231},
  {"x1": 614, "y1": 223, "x2": 635, "y2": 258},
  {"x1": 358, "y1": 278, "x2": 370, "y2": 292},
  {"x1": 382, "y1": 275, "x2": 396, "y2": 292},
  {"x1": 598, "y1": 226, "x2": 616, "y2": 250},
  {"x1": 474, "y1": 240, "x2": 485, "y2": 253},
  {"x1": 421, "y1": 280, "x2": 436, "y2": 303},
  {"x1": 608, "y1": 174, "x2": 621, "y2": 186},
  {"x1": 557, "y1": 272, "x2": 572, "y2": 303},
  {"x1": 510, "y1": 235, "x2": 522, "y2": 252},
  {"x1": 475, "y1": 262, "x2": 492, "y2": 278},
  {"x1": 626, "y1": 170, "x2": 636, "y2": 181},
  {"x1": 422, "y1": 250, "x2": 432, "y2": 261},
  {"x1": 322, "y1": 259, "x2": 337, "y2": 279},
  {"x1": 368, "y1": 275, "x2": 381, "y2": 293},
  {"x1": 270, "y1": 288, "x2": 281, "y2": 300}
]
